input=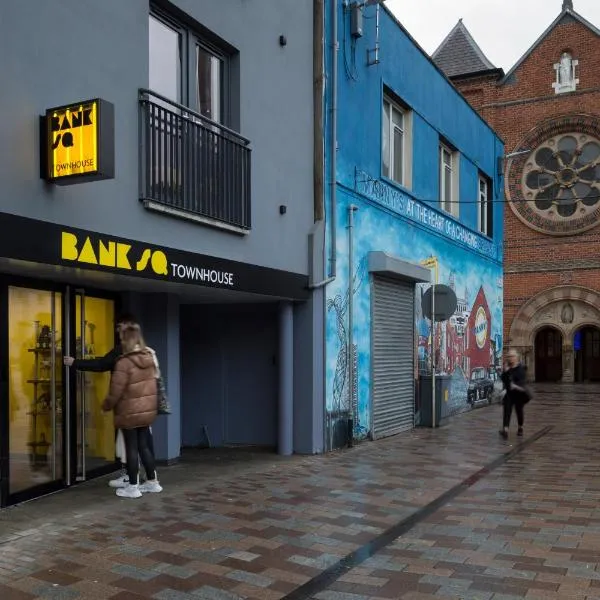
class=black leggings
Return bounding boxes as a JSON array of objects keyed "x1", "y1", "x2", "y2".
[
  {"x1": 116, "y1": 427, "x2": 155, "y2": 464},
  {"x1": 503, "y1": 398, "x2": 524, "y2": 429},
  {"x1": 122, "y1": 427, "x2": 156, "y2": 485}
]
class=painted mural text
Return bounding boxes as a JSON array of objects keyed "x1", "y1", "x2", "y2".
[{"x1": 355, "y1": 170, "x2": 497, "y2": 258}]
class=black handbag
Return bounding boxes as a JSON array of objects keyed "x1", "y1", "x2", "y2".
[
  {"x1": 149, "y1": 348, "x2": 171, "y2": 415},
  {"x1": 511, "y1": 382, "x2": 533, "y2": 404}
]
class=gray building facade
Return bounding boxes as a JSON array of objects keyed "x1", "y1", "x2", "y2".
[{"x1": 0, "y1": 0, "x2": 324, "y2": 506}]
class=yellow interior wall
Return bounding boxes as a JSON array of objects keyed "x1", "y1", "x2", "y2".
[
  {"x1": 76, "y1": 296, "x2": 115, "y2": 462},
  {"x1": 8, "y1": 287, "x2": 115, "y2": 490}
]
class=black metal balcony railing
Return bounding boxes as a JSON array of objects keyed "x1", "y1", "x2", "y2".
[{"x1": 139, "y1": 89, "x2": 251, "y2": 230}]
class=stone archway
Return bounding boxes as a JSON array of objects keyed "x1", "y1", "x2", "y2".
[{"x1": 508, "y1": 286, "x2": 600, "y2": 382}]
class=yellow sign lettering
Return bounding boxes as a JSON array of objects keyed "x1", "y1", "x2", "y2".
[
  {"x1": 78, "y1": 237, "x2": 98, "y2": 264},
  {"x1": 60, "y1": 231, "x2": 166, "y2": 276},
  {"x1": 47, "y1": 101, "x2": 98, "y2": 179},
  {"x1": 116, "y1": 243, "x2": 132, "y2": 270},
  {"x1": 61, "y1": 232, "x2": 79, "y2": 261},
  {"x1": 98, "y1": 240, "x2": 116, "y2": 267},
  {"x1": 151, "y1": 251, "x2": 168, "y2": 275},
  {"x1": 136, "y1": 249, "x2": 152, "y2": 272}
]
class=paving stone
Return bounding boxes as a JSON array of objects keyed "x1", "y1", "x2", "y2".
[
  {"x1": 191, "y1": 586, "x2": 244, "y2": 600},
  {"x1": 1, "y1": 385, "x2": 600, "y2": 600}
]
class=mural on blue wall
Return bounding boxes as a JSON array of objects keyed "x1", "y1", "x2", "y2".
[{"x1": 325, "y1": 188, "x2": 503, "y2": 439}]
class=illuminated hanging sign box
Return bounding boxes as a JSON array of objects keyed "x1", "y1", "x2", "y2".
[{"x1": 41, "y1": 98, "x2": 114, "y2": 185}]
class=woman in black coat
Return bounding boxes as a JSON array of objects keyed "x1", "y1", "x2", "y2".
[{"x1": 499, "y1": 349, "x2": 529, "y2": 439}]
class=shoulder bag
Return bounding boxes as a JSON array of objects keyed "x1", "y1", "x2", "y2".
[{"x1": 147, "y1": 347, "x2": 171, "y2": 415}]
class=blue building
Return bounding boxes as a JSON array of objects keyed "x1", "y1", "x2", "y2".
[{"x1": 322, "y1": 0, "x2": 504, "y2": 447}]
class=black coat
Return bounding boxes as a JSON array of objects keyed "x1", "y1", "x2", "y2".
[
  {"x1": 500, "y1": 363, "x2": 528, "y2": 404},
  {"x1": 73, "y1": 343, "x2": 123, "y2": 373}
]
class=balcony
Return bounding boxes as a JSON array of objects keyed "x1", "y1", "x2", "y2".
[{"x1": 139, "y1": 89, "x2": 251, "y2": 232}]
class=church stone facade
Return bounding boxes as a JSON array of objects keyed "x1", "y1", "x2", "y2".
[{"x1": 434, "y1": 0, "x2": 600, "y2": 382}]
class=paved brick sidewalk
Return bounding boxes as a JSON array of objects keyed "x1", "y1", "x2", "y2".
[{"x1": 0, "y1": 386, "x2": 597, "y2": 599}]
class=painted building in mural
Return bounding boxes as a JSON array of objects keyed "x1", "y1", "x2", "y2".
[{"x1": 323, "y1": 0, "x2": 504, "y2": 448}]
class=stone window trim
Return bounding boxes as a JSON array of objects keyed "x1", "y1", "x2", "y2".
[{"x1": 506, "y1": 114, "x2": 600, "y2": 236}]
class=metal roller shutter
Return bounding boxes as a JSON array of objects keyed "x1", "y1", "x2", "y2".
[{"x1": 371, "y1": 275, "x2": 414, "y2": 439}]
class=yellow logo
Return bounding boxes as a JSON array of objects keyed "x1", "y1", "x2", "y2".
[
  {"x1": 48, "y1": 101, "x2": 98, "y2": 179},
  {"x1": 474, "y1": 306, "x2": 488, "y2": 349},
  {"x1": 61, "y1": 232, "x2": 168, "y2": 276}
]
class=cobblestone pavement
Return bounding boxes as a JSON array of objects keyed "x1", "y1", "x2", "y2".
[{"x1": 1, "y1": 384, "x2": 599, "y2": 599}]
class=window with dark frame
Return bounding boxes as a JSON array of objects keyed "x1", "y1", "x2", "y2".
[
  {"x1": 439, "y1": 143, "x2": 456, "y2": 216},
  {"x1": 143, "y1": 7, "x2": 250, "y2": 230},
  {"x1": 149, "y1": 10, "x2": 227, "y2": 125},
  {"x1": 382, "y1": 97, "x2": 405, "y2": 185},
  {"x1": 478, "y1": 174, "x2": 493, "y2": 237}
]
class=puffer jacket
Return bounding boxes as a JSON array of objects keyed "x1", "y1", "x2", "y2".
[{"x1": 102, "y1": 348, "x2": 158, "y2": 429}]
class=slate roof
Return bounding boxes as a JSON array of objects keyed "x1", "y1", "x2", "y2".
[
  {"x1": 432, "y1": 19, "x2": 497, "y2": 78},
  {"x1": 433, "y1": 2, "x2": 600, "y2": 82}
]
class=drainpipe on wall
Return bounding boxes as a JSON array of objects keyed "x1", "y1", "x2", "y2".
[
  {"x1": 309, "y1": 0, "x2": 337, "y2": 289},
  {"x1": 347, "y1": 204, "x2": 358, "y2": 444}
]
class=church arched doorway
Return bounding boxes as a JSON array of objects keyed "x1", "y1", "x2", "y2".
[
  {"x1": 574, "y1": 327, "x2": 600, "y2": 383},
  {"x1": 535, "y1": 327, "x2": 563, "y2": 382}
]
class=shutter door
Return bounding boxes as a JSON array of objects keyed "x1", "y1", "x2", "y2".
[{"x1": 371, "y1": 276, "x2": 414, "y2": 439}]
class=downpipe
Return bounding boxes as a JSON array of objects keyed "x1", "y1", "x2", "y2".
[
  {"x1": 347, "y1": 204, "x2": 358, "y2": 446},
  {"x1": 309, "y1": 0, "x2": 338, "y2": 290}
]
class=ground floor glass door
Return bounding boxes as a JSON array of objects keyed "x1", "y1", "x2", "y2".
[
  {"x1": 73, "y1": 291, "x2": 116, "y2": 481},
  {"x1": 2, "y1": 284, "x2": 117, "y2": 505},
  {"x1": 7, "y1": 286, "x2": 63, "y2": 497}
]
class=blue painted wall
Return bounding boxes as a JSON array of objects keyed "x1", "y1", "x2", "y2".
[{"x1": 324, "y1": 0, "x2": 504, "y2": 441}]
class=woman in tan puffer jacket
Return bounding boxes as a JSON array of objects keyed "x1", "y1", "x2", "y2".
[{"x1": 102, "y1": 324, "x2": 161, "y2": 499}]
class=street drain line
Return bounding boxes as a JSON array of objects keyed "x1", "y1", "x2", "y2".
[{"x1": 281, "y1": 425, "x2": 553, "y2": 600}]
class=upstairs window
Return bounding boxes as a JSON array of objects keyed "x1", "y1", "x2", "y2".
[
  {"x1": 382, "y1": 95, "x2": 412, "y2": 188},
  {"x1": 439, "y1": 142, "x2": 459, "y2": 217},
  {"x1": 478, "y1": 175, "x2": 493, "y2": 237},
  {"x1": 149, "y1": 14, "x2": 182, "y2": 105},
  {"x1": 149, "y1": 11, "x2": 227, "y2": 125}
]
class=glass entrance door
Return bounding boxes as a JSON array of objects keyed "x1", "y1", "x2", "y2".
[
  {"x1": 7, "y1": 286, "x2": 64, "y2": 499},
  {"x1": 1, "y1": 284, "x2": 118, "y2": 506},
  {"x1": 72, "y1": 291, "x2": 116, "y2": 481}
]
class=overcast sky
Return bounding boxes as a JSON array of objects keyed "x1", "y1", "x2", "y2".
[{"x1": 386, "y1": 0, "x2": 600, "y2": 72}]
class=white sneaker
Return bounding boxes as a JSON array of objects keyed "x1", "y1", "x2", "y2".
[
  {"x1": 139, "y1": 480, "x2": 163, "y2": 494},
  {"x1": 116, "y1": 484, "x2": 142, "y2": 499},
  {"x1": 108, "y1": 473, "x2": 129, "y2": 489}
]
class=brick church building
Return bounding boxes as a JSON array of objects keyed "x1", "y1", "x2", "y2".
[{"x1": 434, "y1": 0, "x2": 600, "y2": 382}]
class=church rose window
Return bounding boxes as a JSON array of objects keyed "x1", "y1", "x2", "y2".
[
  {"x1": 508, "y1": 116, "x2": 600, "y2": 236},
  {"x1": 522, "y1": 133, "x2": 600, "y2": 219}
]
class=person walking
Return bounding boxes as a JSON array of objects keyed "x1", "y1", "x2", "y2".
[
  {"x1": 102, "y1": 323, "x2": 162, "y2": 498},
  {"x1": 499, "y1": 349, "x2": 529, "y2": 439},
  {"x1": 63, "y1": 313, "x2": 156, "y2": 488}
]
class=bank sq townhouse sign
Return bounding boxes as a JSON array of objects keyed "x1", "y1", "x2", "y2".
[{"x1": 41, "y1": 98, "x2": 115, "y2": 184}]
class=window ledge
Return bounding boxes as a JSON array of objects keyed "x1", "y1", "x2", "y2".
[
  {"x1": 142, "y1": 199, "x2": 250, "y2": 236},
  {"x1": 381, "y1": 175, "x2": 412, "y2": 196}
]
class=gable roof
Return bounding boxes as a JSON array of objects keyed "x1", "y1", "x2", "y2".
[
  {"x1": 432, "y1": 19, "x2": 497, "y2": 78},
  {"x1": 500, "y1": 2, "x2": 600, "y2": 83}
]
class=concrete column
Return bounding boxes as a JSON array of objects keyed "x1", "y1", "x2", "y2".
[
  {"x1": 141, "y1": 294, "x2": 181, "y2": 463},
  {"x1": 278, "y1": 301, "x2": 294, "y2": 456},
  {"x1": 520, "y1": 345, "x2": 534, "y2": 382},
  {"x1": 562, "y1": 343, "x2": 574, "y2": 383},
  {"x1": 293, "y1": 290, "x2": 325, "y2": 454}
]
